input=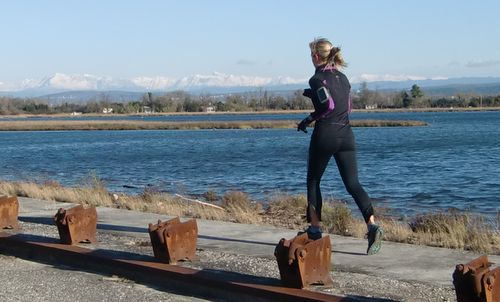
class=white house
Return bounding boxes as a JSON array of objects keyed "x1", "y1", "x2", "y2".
[{"x1": 205, "y1": 106, "x2": 216, "y2": 113}]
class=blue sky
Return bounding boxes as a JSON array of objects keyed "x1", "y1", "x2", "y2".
[{"x1": 1, "y1": 0, "x2": 500, "y2": 84}]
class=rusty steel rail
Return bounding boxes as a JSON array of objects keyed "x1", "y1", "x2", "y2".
[{"x1": 0, "y1": 232, "x2": 360, "y2": 302}]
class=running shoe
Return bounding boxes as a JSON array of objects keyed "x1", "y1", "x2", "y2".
[
  {"x1": 298, "y1": 225, "x2": 322, "y2": 240},
  {"x1": 367, "y1": 224, "x2": 383, "y2": 255}
]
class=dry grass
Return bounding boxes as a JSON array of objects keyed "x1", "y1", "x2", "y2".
[
  {"x1": 406, "y1": 211, "x2": 500, "y2": 253},
  {"x1": 0, "y1": 179, "x2": 114, "y2": 207},
  {"x1": 0, "y1": 179, "x2": 497, "y2": 254},
  {"x1": 350, "y1": 120, "x2": 427, "y2": 127},
  {"x1": 322, "y1": 200, "x2": 356, "y2": 236},
  {"x1": 113, "y1": 191, "x2": 227, "y2": 221},
  {"x1": 262, "y1": 194, "x2": 308, "y2": 229},
  {"x1": 0, "y1": 119, "x2": 427, "y2": 131},
  {"x1": 0, "y1": 179, "x2": 256, "y2": 224},
  {"x1": 221, "y1": 191, "x2": 263, "y2": 224}
]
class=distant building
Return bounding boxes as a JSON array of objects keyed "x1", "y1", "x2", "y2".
[
  {"x1": 70, "y1": 112, "x2": 83, "y2": 116},
  {"x1": 205, "y1": 106, "x2": 216, "y2": 113},
  {"x1": 102, "y1": 108, "x2": 113, "y2": 114},
  {"x1": 142, "y1": 106, "x2": 153, "y2": 114},
  {"x1": 365, "y1": 104, "x2": 378, "y2": 110}
]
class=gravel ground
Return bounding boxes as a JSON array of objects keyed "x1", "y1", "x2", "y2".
[
  {"x1": 1, "y1": 222, "x2": 457, "y2": 302},
  {"x1": 0, "y1": 255, "x2": 213, "y2": 302}
]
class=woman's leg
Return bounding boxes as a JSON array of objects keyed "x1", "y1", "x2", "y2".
[
  {"x1": 333, "y1": 138, "x2": 374, "y2": 224},
  {"x1": 333, "y1": 137, "x2": 383, "y2": 254},
  {"x1": 306, "y1": 145, "x2": 332, "y2": 226}
]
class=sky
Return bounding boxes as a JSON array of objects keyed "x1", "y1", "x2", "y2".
[{"x1": 1, "y1": 0, "x2": 500, "y2": 87}]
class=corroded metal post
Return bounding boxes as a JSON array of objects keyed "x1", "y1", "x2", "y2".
[
  {"x1": 453, "y1": 254, "x2": 500, "y2": 302},
  {"x1": 148, "y1": 217, "x2": 198, "y2": 264},
  {"x1": 484, "y1": 267, "x2": 499, "y2": 302},
  {"x1": 0, "y1": 196, "x2": 20, "y2": 229},
  {"x1": 54, "y1": 205, "x2": 97, "y2": 244},
  {"x1": 275, "y1": 232, "x2": 333, "y2": 289}
]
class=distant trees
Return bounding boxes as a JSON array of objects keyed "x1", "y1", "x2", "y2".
[
  {"x1": 399, "y1": 84, "x2": 426, "y2": 108},
  {"x1": 1, "y1": 86, "x2": 499, "y2": 116},
  {"x1": 409, "y1": 84, "x2": 431, "y2": 107},
  {"x1": 351, "y1": 82, "x2": 383, "y2": 109},
  {"x1": 0, "y1": 97, "x2": 23, "y2": 115},
  {"x1": 350, "y1": 83, "x2": 500, "y2": 109},
  {"x1": 430, "y1": 94, "x2": 500, "y2": 108},
  {"x1": 351, "y1": 83, "x2": 432, "y2": 109},
  {"x1": 402, "y1": 91, "x2": 412, "y2": 108},
  {"x1": 469, "y1": 95, "x2": 500, "y2": 107},
  {"x1": 21, "y1": 102, "x2": 49, "y2": 114},
  {"x1": 289, "y1": 90, "x2": 312, "y2": 110},
  {"x1": 410, "y1": 84, "x2": 424, "y2": 99}
]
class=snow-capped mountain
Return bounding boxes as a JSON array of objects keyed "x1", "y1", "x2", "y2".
[
  {"x1": 171, "y1": 72, "x2": 303, "y2": 89},
  {"x1": 0, "y1": 72, "x2": 308, "y2": 97},
  {"x1": 2, "y1": 72, "x2": 500, "y2": 101}
]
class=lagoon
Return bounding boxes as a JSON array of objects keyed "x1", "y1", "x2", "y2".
[{"x1": 0, "y1": 111, "x2": 498, "y2": 219}]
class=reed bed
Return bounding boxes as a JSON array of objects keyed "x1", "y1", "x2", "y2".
[
  {"x1": 1, "y1": 179, "x2": 497, "y2": 254},
  {"x1": 0, "y1": 119, "x2": 427, "y2": 131}
]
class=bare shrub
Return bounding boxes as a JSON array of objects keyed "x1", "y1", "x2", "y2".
[
  {"x1": 409, "y1": 210, "x2": 498, "y2": 253},
  {"x1": 222, "y1": 191, "x2": 262, "y2": 224},
  {"x1": 322, "y1": 201, "x2": 354, "y2": 236},
  {"x1": 264, "y1": 194, "x2": 307, "y2": 229},
  {"x1": 203, "y1": 190, "x2": 219, "y2": 202}
]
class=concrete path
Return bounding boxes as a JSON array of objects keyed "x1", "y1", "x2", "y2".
[{"x1": 17, "y1": 197, "x2": 500, "y2": 288}]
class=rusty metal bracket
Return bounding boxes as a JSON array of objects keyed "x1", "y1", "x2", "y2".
[
  {"x1": 484, "y1": 266, "x2": 499, "y2": 302},
  {"x1": 54, "y1": 205, "x2": 97, "y2": 244},
  {"x1": 275, "y1": 233, "x2": 333, "y2": 289},
  {"x1": 148, "y1": 217, "x2": 198, "y2": 264},
  {"x1": 0, "y1": 196, "x2": 20, "y2": 229},
  {"x1": 453, "y1": 254, "x2": 499, "y2": 302}
]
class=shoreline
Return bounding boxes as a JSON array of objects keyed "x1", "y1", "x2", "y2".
[
  {"x1": 0, "y1": 106, "x2": 499, "y2": 119},
  {"x1": 1, "y1": 179, "x2": 498, "y2": 255},
  {"x1": 0, "y1": 119, "x2": 427, "y2": 131}
]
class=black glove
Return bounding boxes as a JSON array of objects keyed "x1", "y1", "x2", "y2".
[
  {"x1": 297, "y1": 116, "x2": 312, "y2": 133},
  {"x1": 302, "y1": 88, "x2": 313, "y2": 98}
]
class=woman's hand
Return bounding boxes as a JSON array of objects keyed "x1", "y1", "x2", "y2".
[
  {"x1": 297, "y1": 116, "x2": 313, "y2": 133},
  {"x1": 302, "y1": 88, "x2": 313, "y2": 98}
]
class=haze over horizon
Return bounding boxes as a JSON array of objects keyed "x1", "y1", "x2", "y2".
[{"x1": 1, "y1": 0, "x2": 500, "y2": 92}]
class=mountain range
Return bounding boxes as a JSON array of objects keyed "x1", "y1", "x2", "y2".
[
  {"x1": 1, "y1": 73, "x2": 500, "y2": 103},
  {"x1": 0, "y1": 72, "x2": 306, "y2": 97}
]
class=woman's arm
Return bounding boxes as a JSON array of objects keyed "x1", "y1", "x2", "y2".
[{"x1": 308, "y1": 78, "x2": 335, "y2": 121}]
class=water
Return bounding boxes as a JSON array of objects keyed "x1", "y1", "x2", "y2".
[{"x1": 0, "y1": 111, "x2": 499, "y2": 219}]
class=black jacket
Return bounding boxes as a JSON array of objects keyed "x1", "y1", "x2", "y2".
[{"x1": 306, "y1": 64, "x2": 352, "y2": 136}]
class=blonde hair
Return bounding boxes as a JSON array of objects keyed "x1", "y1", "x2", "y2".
[{"x1": 309, "y1": 38, "x2": 347, "y2": 68}]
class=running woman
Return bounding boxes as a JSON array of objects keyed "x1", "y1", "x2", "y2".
[{"x1": 298, "y1": 37, "x2": 383, "y2": 255}]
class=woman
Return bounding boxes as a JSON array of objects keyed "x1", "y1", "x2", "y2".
[{"x1": 298, "y1": 37, "x2": 383, "y2": 255}]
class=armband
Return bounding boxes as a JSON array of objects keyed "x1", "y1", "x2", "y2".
[{"x1": 316, "y1": 86, "x2": 331, "y2": 104}]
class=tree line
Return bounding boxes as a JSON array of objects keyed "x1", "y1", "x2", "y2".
[
  {"x1": 353, "y1": 83, "x2": 500, "y2": 109},
  {"x1": 1, "y1": 84, "x2": 499, "y2": 115}
]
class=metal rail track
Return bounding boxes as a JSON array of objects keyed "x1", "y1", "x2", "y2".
[{"x1": 0, "y1": 232, "x2": 362, "y2": 302}]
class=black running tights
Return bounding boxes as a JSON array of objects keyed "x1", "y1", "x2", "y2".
[{"x1": 306, "y1": 135, "x2": 374, "y2": 223}]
